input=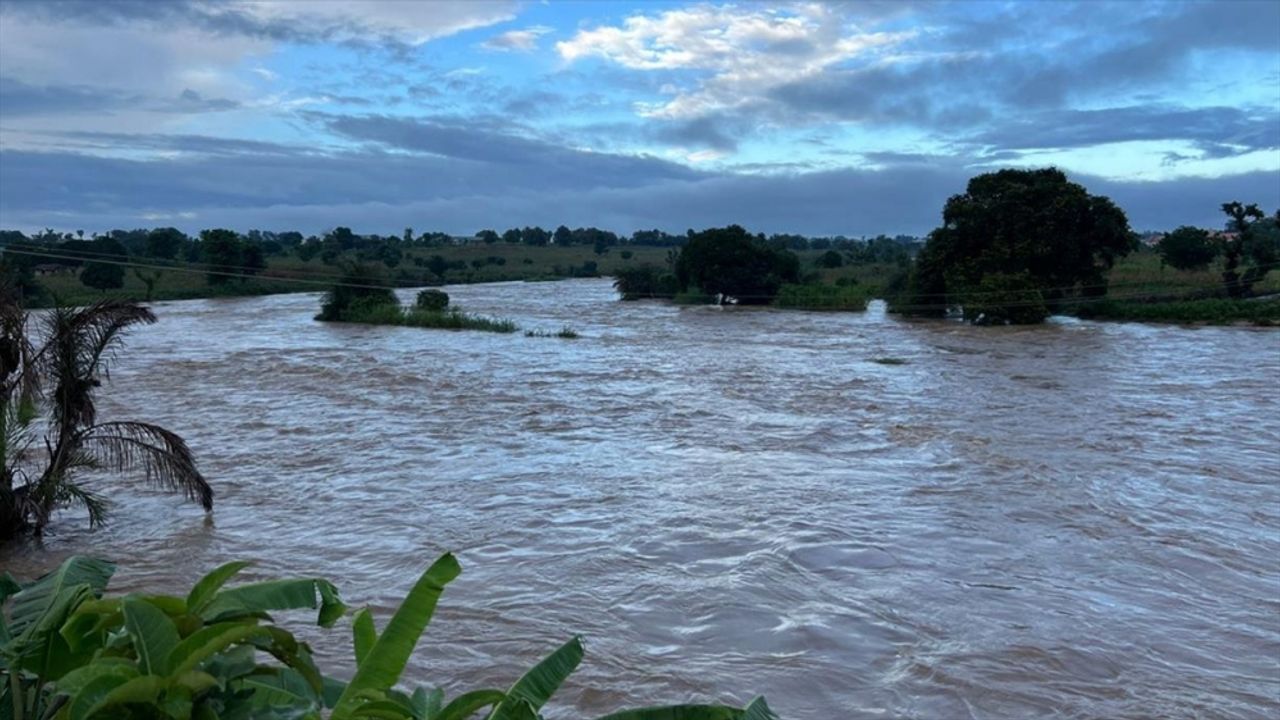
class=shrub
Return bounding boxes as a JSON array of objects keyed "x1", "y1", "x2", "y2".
[
  {"x1": 0, "y1": 555, "x2": 774, "y2": 720},
  {"x1": 416, "y1": 288, "x2": 450, "y2": 311},
  {"x1": 817, "y1": 250, "x2": 844, "y2": 268},
  {"x1": 403, "y1": 308, "x2": 518, "y2": 333},
  {"x1": 773, "y1": 283, "x2": 872, "y2": 311},
  {"x1": 612, "y1": 265, "x2": 677, "y2": 300},
  {"x1": 960, "y1": 272, "x2": 1049, "y2": 325},
  {"x1": 317, "y1": 263, "x2": 398, "y2": 321}
]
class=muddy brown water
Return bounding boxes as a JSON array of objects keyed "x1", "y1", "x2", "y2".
[{"x1": 2, "y1": 279, "x2": 1278, "y2": 719}]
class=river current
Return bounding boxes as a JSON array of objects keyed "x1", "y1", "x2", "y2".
[{"x1": 2, "y1": 279, "x2": 1278, "y2": 719}]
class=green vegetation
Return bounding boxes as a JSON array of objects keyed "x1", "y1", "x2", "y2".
[
  {"x1": 675, "y1": 226, "x2": 800, "y2": 305},
  {"x1": 400, "y1": 308, "x2": 518, "y2": 333},
  {"x1": 772, "y1": 283, "x2": 872, "y2": 311},
  {"x1": 890, "y1": 168, "x2": 1133, "y2": 324},
  {"x1": 0, "y1": 296, "x2": 210, "y2": 539},
  {"x1": 525, "y1": 327, "x2": 580, "y2": 339},
  {"x1": 316, "y1": 268, "x2": 517, "y2": 333},
  {"x1": 1073, "y1": 298, "x2": 1280, "y2": 325},
  {"x1": 0, "y1": 555, "x2": 775, "y2": 720},
  {"x1": 613, "y1": 265, "x2": 677, "y2": 300}
]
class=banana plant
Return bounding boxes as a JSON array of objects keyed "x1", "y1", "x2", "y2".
[{"x1": 3, "y1": 554, "x2": 777, "y2": 720}]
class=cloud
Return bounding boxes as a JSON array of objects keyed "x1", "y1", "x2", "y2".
[
  {"x1": 481, "y1": 25, "x2": 553, "y2": 52},
  {"x1": 0, "y1": 0, "x2": 518, "y2": 47},
  {"x1": 557, "y1": 4, "x2": 913, "y2": 119},
  {"x1": 972, "y1": 105, "x2": 1280, "y2": 156},
  {"x1": 2, "y1": 132, "x2": 1275, "y2": 237}
]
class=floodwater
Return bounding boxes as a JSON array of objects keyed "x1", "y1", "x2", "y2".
[{"x1": 2, "y1": 279, "x2": 1278, "y2": 719}]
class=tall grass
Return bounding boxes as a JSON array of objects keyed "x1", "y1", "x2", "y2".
[{"x1": 1072, "y1": 298, "x2": 1280, "y2": 325}]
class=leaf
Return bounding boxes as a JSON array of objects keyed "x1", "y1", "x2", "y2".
[
  {"x1": 0, "y1": 573, "x2": 19, "y2": 644},
  {"x1": 122, "y1": 598, "x2": 180, "y2": 676},
  {"x1": 238, "y1": 669, "x2": 323, "y2": 711},
  {"x1": 7, "y1": 583, "x2": 95, "y2": 681},
  {"x1": 413, "y1": 687, "x2": 442, "y2": 720},
  {"x1": 352, "y1": 608, "x2": 377, "y2": 668},
  {"x1": 66, "y1": 673, "x2": 131, "y2": 720},
  {"x1": 434, "y1": 690, "x2": 505, "y2": 720},
  {"x1": 352, "y1": 699, "x2": 415, "y2": 719},
  {"x1": 78, "y1": 675, "x2": 165, "y2": 720},
  {"x1": 593, "y1": 706, "x2": 744, "y2": 720},
  {"x1": 201, "y1": 578, "x2": 346, "y2": 628},
  {"x1": 167, "y1": 621, "x2": 262, "y2": 676},
  {"x1": 742, "y1": 697, "x2": 777, "y2": 720},
  {"x1": 329, "y1": 554, "x2": 461, "y2": 720},
  {"x1": 50, "y1": 658, "x2": 139, "y2": 699},
  {"x1": 487, "y1": 636, "x2": 583, "y2": 720},
  {"x1": 6, "y1": 557, "x2": 114, "y2": 639}
]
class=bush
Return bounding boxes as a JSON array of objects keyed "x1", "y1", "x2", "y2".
[
  {"x1": 0, "y1": 555, "x2": 774, "y2": 720},
  {"x1": 1073, "y1": 297, "x2": 1280, "y2": 325},
  {"x1": 1159, "y1": 226, "x2": 1218, "y2": 271},
  {"x1": 773, "y1": 283, "x2": 872, "y2": 311},
  {"x1": 415, "y1": 288, "x2": 450, "y2": 311},
  {"x1": 403, "y1": 308, "x2": 518, "y2": 333},
  {"x1": 612, "y1": 265, "x2": 677, "y2": 300},
  {"x1": 960, "y1": 272, "x2": 1049, "y2": 325},
  {"x1": 317, "y1": 263, "x2": 398, "y2": 321}
]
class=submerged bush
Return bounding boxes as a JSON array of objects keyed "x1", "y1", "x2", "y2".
[
  {"x1": 773, "y1": 283, "x2": 872, "y2": 311},
  {"x1": 613, "y1": 265, "x2": 678, "y2": 300},
  {"x1": 403, "y1": 307, "x2": 518, "y2": 333},
  {"x1": 1073, "y1": 297, "x2": 1280, "y2": 325},
  {"x1": 960, "y1": 272, "x2": 1049, "y2": 325},
  {"x1": 317, "y1": 262, "x2": 398, "y2": 321},
  {"x1": 415, "y1": 288, "x2": 450, "y2": 311},
  {"x1": 0, "y1": 555, "x2": 776, "y2": 720}
]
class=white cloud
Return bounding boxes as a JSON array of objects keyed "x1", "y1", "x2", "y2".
[
  {"x1": 229, "y1": 1, "x2": 518, "y2": 45},
  {"x1": 557, "y1": 3, "x2": 912, "y2": 119},
  {"x1": 481, "y1": 25, "x2": 554, "y2": 52}
]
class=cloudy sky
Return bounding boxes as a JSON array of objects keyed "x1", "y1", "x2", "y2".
[{"x1": 0, "y1": 0, "x2": 1277, "y2": 237}]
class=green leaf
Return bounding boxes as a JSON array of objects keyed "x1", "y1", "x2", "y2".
[
  {"x1": 352, "y1": 608, "x2": 377, "y2": 668},
  {"x1": 742, "y1": 697, "x2": 777, "y2": 720},
  {"x1": 78, "y1": 675, "x2": 165, "y2": 720},
  {"x1": 186, "y1": 561, "x2": 254, "y2": 616},
  {"x1": 434, "y1": 690, "x2": 505, "y2": 720},
  {"x1": 329, "y1": 554, "x2": 461, "y2": 720},
  {"x1": 122, "y1": 598, "x2": 180, "y2": 676},
  {"x1": 0, "y1": 573, "x2": 19, "y2": 644},
  {"x1": 167, "y1": 621, "x2": 262, "y2": 676},
  {"x1": 67, "y1": 673, "x2": 131, "y2": 720},
  {"x1": 50, "y1": 659, "x2": 139, "y2": 699},
  {"x1": 7, "y1": 583, "x2": 95, "y2": 680},
  {"x1": 413, "y1": 686, "x2": 441, "y2": 720},
  {"x1": 352, "y1": 700, "x2": 414, "y2": 719},
  {"x1": 6, "y1": 557, "x2": 114, "y2": 639},
  {"x1": 593, "y1": 706, "x2": 744, "y2": 720},
  {"x1": 238, "y1": 668, "x2": 323, "y2": 711},
  {"x1": 200, "y1": 578, "x2": 346, "y2": 628},
  {"x1": 488, "y1": 636, "x2": 583, "y2": 720}
]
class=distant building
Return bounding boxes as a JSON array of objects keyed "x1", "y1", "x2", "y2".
[{"x1": 1139, "y1": 232, "x2": 1166, "y2": 247}]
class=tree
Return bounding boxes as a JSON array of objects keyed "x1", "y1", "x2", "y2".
[
  {"x1": 476, "y1": 229, "x2": 500, "y2": 244},
  {"x1": 817, "y1": 250, "x2": 844, "y2": 268},
  {"x1": 1219, "y1": 201, "x2": 1276, "y2": 297},
  {"x1": 553, "y1": 225, "x2": 572, "y2": 245},
  {"x1": 200, "y1": 228, "x2": 243, "y2": 285},
  {"x1": 1159, "y1": 226, "x2": 1217, "y2": 271},
  {"x1": 521, "y1": 226, "x2": 550, "y2": 246},
  {"x1": 78, "y1": 237, "x2": 127, "y2": 292},
  {"x1": 893, "y1": 167, "x2": 1132, "y2": 323},
  {"x1": 674, "y1": 225, "x2": 800, "y2": 304},
  {"x1": 1, "y1": 299, "x2": 211, "y2": 538},
  {"x1": 241, "y1": 242, "x2": 266, "y2": 278},
  {"x1": 315, "y1": 262, "x2": 398, "y2": 322},
  {"x1": 145, "y1": 227, "x2": 188, "y2": 259},
  {"x1": 133, "y1": 268, "x2": 163, "y2": 301},
  {"x1": 501, "y1": 228, "x2": 521, "y2": 244}
]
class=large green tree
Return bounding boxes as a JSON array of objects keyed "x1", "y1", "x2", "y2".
[
  {"x1": 1159, "y1": 226, "x2": 1218, "y2": 271},
  {"x1": 894, "y1": 168, "x2": 1132, "y2": 323},
  {"x1": 674, "y1": 225, "x2": 800, "y2": 304}
]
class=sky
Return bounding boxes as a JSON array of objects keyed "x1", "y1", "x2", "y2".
[{"x1": 0, "y1": 0, "x2": 1277, "y2": 237}]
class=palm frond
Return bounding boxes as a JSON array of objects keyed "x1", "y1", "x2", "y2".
[
  {"x1": 40, "y1": 301, "x2": 157, "y2": 429},
  {"x1": 75, "y1": 421, "x2": 213, "y2": 511},
  {"x1": 54, "y1": 481, "x2": 109, "y2": 527}
]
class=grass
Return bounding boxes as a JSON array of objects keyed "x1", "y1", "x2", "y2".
[
  {"x1": 333, "y1": 301, "x2": 519, "y2": 333},
  {"x1": 1070, "y1": 297, "x2": 1280, "y2": 326},
  {"x1": 525, "y1": 326, "x2": 580, "y2": 339}
]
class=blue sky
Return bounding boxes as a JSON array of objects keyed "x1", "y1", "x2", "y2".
[{"x1": 0, "y1": 0, "x2": 1277, "y2": 236}]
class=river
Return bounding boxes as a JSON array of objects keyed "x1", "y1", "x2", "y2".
[{"x1": 2, "y1": 279, "x2": 1278, "y2": 719}]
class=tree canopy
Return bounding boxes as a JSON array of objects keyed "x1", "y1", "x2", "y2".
[
  {"x1": 674, "y1": 225, "x2": 800, "y2": 304},
  {"x1": 894, "y1": 167, "x2": 1133, "y2": 323}
]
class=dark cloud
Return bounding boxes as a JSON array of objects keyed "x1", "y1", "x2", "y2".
[
  {"x1": 0, "y1": 77, "x2": 238, "y2": 116},
  {"x1": 2, "y1": 138, "x2": 1275, "y2": 237},
  {"x1": 651, "y1": 116, "x2": 741, "y2": 152},
  {"x1": 973, "y1": 105, "x2": 1280, "y2": 155},
  {"x1": 0, "y1": 76, "x2": 137, "y2": 115}
]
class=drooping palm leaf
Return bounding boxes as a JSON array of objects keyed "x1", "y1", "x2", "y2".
[{"x1": 74, "y1": 421, "x2": 212, "y2": 510}]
